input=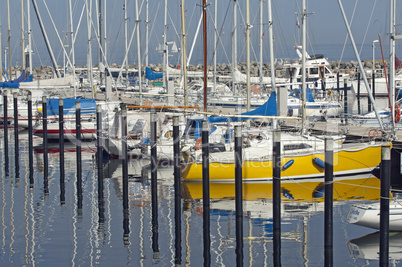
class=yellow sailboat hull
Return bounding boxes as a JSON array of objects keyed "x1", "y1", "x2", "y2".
[{"x1": 182, "y1": 143, "x2": 389, "y2": 182}]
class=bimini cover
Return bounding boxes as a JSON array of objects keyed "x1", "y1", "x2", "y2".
[
  {"x1": 206, "y1": 91, "x2": 278, "y2": 123},
  {"x1": 145, "y1": 67, "x2": 163, "y2": 80},
  {"x1": 46, "y1": 98, "x2": 96, "y2": 116}
]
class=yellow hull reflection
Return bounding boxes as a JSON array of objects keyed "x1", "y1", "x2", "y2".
[{"x1": 183, "y1": 176, "x2": 381, "y2": 202}]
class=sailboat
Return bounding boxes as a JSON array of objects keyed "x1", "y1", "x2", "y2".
[{"x1": 181, "y1": 0, "x2": 391, "y2": 183}]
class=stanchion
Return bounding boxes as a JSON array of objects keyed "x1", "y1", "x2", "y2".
[
  {"x1": 343, "y1": 79, "x2": 348, "y2": 124},
  {"x1": 76, "y1": 101, "x2": 82, "y2": 210},
  {"x1": 273, "y1": 129, "x2": 281, "y2": 267},
  {"x1": 13, "y1": 92, "x2": 19, "y2": 178},
  {"x1": 234, "y1": 125, "x2": 243, "y2": 266},
  {"x1": 150, "y1": 112, "x2": 159, "y2": 256},
  {"x1": 4, "y1": 90, "x2": 9, "y2": 177},
  {"x1": 380, "y1": 145, "x2": 391, "y2": 267},
  {"x1": 42, "y1": 96, "x2": 48, "y2": 194},
  {"x1": 357, "y1": 72, "x2": 361, "y2": 114},
  {"x1": 27, "y1": 92, "x2": 34, "y2": 187},
  {"x1": 324, "y1": 138, "x2": 334, "y2": 267},
  {"x1": 59, "y1": 99, "x2": 65, "y2": 204},
  {"x1": 202, "y1": 120, "x2": 211, "y2": 266},
  {"x1": 173, "y1": 116, "x2": 182, "y2": 265}
]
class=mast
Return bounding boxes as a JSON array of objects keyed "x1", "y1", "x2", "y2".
[
  {"x1": 124, "y1": 0, "x2": 128, "y2": 88},
  {"x1": 104, "y1": 0, "x2": 107, "y2": 62},
  {"x1": 213, "y1": 0, "x2": 217, "y2": 100},
  {"x1": 232, "y1": 0, "x2": 237, "y2": 96},
  {"x1": 267, "y1": 0, "x2": 277, "y2": 115},
  {"x1": 203, "y1": 0, "x2": 207, "y2": 113},
  {"x1": 21, "y1": 0, "x2": 26, "y2": 71},
  {"x1": 85, "y1": 0, "x2": 94, "y2": 97},
  {"x1": 27, "y1": 0, "x2": 32, "y2": 75},
  {"x1": 145, "y1": 0, "x2": 149, "y2": 82},
  {"x1": 259, "y1": 0, "x2": 264, "y2": 96},
  {"x1": 7, "y1": 0, "x2": 11, "y2": 79},
  {"x1": 31, "y1": 0, "x2": 60, "y2": 77},
  {"x1": 246, "y1": 0, "x2": 251, "y2": 111},
  {"x1": 69, "y1": 0, "x2": 77, "y2": 98},
  {"x1": 98, "y1": 0, "x2": 103, "y2": 86},
  {"x1": 135, "y1": 0, "x2": 142, "y2": 105},
  {"x1": 163, "y1": 0, "x2": 168, "y2": 89},
  {"x1": 181, "y1": 0, "x2": 188, "y2": 106},
  {"x1": 0, "y1": 8, "x2": 3, "y2": 81},
  {"x1": 390, "y1": 0, "x2": 396, "y2": 133},
  {"x1": 301, "y1": 0, "x2": 307, "y2": 134}
]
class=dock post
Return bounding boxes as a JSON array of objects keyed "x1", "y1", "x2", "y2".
[
  {"x1": 173, "y1": 116, "x2": 182, "y2": 265},
  {"x1": 96, "y1": 104, "x2": 105, "y2": 231},
  {"x1": 234, "y1": 125, "x2": 243, "y2": 266},
  {"x1": 76, "y1": 101, "x2": 82, "y2": 210},
  {"x1": 96, "y1": 105, "x2": 104, "y2": 204},
  {"x1": 150, "y1": 112, "x2": 159, "y2": 255},
  {"x1": 380, "y1": 145, "x2": 391, "y2": 267},
  {"x1": 202, "y1": 120, "x2": 211, "y2": 266},
  {"x1": 273, "y1": 129, "x2": 281, "y2": 267},
  {"x1": 13, "y1": 92, "x2": 19, "y2": 178},
  {"x1": 121, "y1": 105, "x2": 129, "y2": 245},
  {"x1": 42, "y1": 96, "x2": 48, "y2": 194},
  {"x1": 121, "y1": 105, "x2": 128, "y2": 210},
  {"x1": 27, "y1": 92, "x2": 34, "y2": 187},
  {"x1": 357, "y1": 72, "x2": 361, "y2": 115},
  {"x1": 324, "y1": 137, "x2": 334, "y2": 267},
  {"x1": 372, "y1": 71, "x2": 376, "y2": 101},
  {"x1": 4, "y1": 90, "x2": 9, "y2": 176},
  {"x1": 59, "y1": 99, "x2": 65, "y2": 204}
]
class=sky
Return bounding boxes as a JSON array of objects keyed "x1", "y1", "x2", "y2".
[{"x1": 0, "y1": 0, "x2": 393, "y2": 69}]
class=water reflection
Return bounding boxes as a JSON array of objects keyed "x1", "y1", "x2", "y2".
[
  {"x1": 0, "y1": 135, "x2": 389, "y2": 266},
  {"x1": 348, "y1": 231, "x2": 402, "y2": 263}
]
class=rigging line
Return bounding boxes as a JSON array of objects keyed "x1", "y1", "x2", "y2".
[
  {"x1": 338, "y1": 0, "x2": 359, "y2": 70},
  {"x1": 148, "y1": 1, "x2": 162, "y2": 56},
  {"x1": 206, "y1": 2, "x2": 231, "y2": 66},
  {"x1": 358, "y1": 0, "x2": 377, "y2": 56}
]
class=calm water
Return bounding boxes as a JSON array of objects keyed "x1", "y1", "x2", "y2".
[{"x1": 0, "y1": 130, "x2": 398, "y2": 266}]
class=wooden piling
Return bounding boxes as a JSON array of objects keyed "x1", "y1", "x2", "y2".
[
  {"x1": 42, "y1": 96, "x2": 48, "y2": 193},
  {"x1": 273, "y1": 129, "x2": 281, "y2": 267},
  {"x1": 324, "y1": 138, "x2": 334, "y2": 267},
  {"x1": 27, "y1": 92, "x2": 34, "y2": 187},
  {"x1": 76, "y1": 101, "x2": 82, "y2": 209},
  {"x1": 234, "y1": 125, "x2": 243, "y2": 266},
  {"x1": 13, "y1": 92, "x2": 19, "y2": 178},
  {"x1": 202, "y1": 120, "x2": 211, "y2": 266},
  {"x1": 380, "y1": 145, "x2": 391, "y2": 267},
  {"x1": 173, "y1": 116, "x2": 182, "y2": 265},
  {"x1": 59, "y1": 99, "x2": 65, "y2": 204}
]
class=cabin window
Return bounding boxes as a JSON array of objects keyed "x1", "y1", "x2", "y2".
[
  {"x1": 283, "y1": 143, "x2": 312, "y2": 151},
  {"x1": 310, "y1": 68, "x2": 318, "y2": 75}
]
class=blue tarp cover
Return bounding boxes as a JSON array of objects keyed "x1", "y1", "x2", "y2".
[
  {"x1": 46, "y1": 98, "x2": 96, "y2": 116},
  {"x1": 206, "y1": 91, "x2": 277, "y2": 123},
  {"x1": 145, "y1": 67, "x2": 163, "y2": 80},
  {"x1": 0, "y1": 71, "x2": 33, "y2": 88}
]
